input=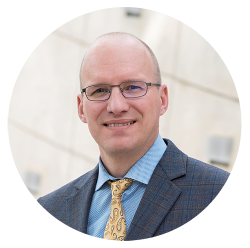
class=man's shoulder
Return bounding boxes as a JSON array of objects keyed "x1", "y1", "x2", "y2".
[
  {"x1": 186, "y1": 156, "x2": 230, "y2": 183},
  {"x1": 162, "y1": 138, "x2": 230, "y2": 184},
  {"x1": 37, "y1": 166, "x2": 98, "y2": 206}
]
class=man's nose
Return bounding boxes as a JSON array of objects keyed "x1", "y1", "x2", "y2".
[{"x1": 106, "y1": 86, "x2": 130, "y2": 114}]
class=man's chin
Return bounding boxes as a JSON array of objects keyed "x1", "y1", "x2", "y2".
[{"x1": 101, "y1": 140, "x2": 138, "y2": 156}]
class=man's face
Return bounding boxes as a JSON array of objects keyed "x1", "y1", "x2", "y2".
[{"x1": 78, "y1": 37, "x2": 168, "y2": 158}]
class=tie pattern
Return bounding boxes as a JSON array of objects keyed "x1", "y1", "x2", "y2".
[{"x1": 103, "y1": 178, "x2": 134, "y2": 241}]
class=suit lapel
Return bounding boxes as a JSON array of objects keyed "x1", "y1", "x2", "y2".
[
  {"x1": 66, "y1": 166, "x2": 98, "y2": 234},
  {"x1": 125, "y1": 139, "x2": 187, "y2": 240}
]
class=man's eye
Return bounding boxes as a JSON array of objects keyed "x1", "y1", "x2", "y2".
[
  {"x1": 125, "y1": 85, "x2": 141, "y2": 91},
  {"x1": 92, "y1": 88, "x2": 108, "y2": 95},
  {"x1": 96, "y1": 88, "x2": 106, "y2": 93},
  {"x1": 131, "y1": 85, "x2": 140, "y2": 90}
]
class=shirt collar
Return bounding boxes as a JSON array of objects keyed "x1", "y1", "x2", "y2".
[{"x1": 95, "y1": 134, "x2": 167, "y2": 191}]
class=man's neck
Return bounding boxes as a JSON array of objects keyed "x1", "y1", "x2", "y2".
[
  {"x1": 101, "y1": 154, "x2": 141, "y2": 178},
  {"x1": 99, "y1": 141, "x2": 156, "y2": 178}
]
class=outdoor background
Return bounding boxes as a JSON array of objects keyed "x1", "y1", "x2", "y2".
[{"x1": 8, "y1": 7, "x2": 241, "y2": 199}]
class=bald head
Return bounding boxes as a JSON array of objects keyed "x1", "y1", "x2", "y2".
[{"x1": 79, "y1": 32, "x2": 161, "y2": 90}]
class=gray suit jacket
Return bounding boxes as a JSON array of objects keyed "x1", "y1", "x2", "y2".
[{"x1": 38, "y1": 139, "x2": 229, "y2": 240}]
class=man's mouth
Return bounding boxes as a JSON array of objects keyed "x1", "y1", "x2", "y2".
[{"x1": 104, "y1": 121, "x2": 136, "y2": 127}]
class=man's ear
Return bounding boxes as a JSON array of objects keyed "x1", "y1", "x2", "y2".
[
  {"x1": 77, "y1": 94, "x2": 87, "y2": 123},
  {"x1": 159, "y1": 84, "x2": 168, "y2": 116}
]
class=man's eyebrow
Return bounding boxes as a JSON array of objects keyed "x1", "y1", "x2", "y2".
[
  {"x1": 87, "y1": 79, "x2": 145, "y2": 86},
  {"x1": 86, "y1": 82, "x2": 109, "y2": 86},
  {"x1": 123, "y1": 79, "x2": 144, "y2": 82}
]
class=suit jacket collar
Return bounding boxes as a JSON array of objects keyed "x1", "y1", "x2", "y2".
[
  {"x1": 125, "y1": 139, "x2": 187, "y2": 240},
  {"x1": 159, "y1": 139, "x2": 187, "y2": 180},
  {"x1": 66, "y1": 165, "x2": 99, "y2": 234}
]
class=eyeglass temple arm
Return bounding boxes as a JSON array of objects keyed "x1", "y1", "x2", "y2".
[{"x1": 146, "y1": 83, "x2": 161, "y2": 86}]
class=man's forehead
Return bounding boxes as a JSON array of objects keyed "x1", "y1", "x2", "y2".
[{"x1": 79, "y1": 34, "x2": 157, "y2": 88}]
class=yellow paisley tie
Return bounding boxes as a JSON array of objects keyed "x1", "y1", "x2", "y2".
[{"x1": 103, "y1": 178, "x2": 134, "y2": 241}]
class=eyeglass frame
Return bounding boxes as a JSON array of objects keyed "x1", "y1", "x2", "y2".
[{"x1": 80, "y1": 81, "x2": 161, "y2": 101}]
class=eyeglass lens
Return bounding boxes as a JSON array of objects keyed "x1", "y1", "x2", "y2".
[{"x1": 85, "y1": 81, "x2": 148, "y2": 101}]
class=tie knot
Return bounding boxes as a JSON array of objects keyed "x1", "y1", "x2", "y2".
[{"x1": 108, "y1": 178, "x2": 134, "y2": 199}]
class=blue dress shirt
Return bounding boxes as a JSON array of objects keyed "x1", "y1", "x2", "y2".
[{"x1": 87, "y1": 134, "x2": 167, "y2": 238}]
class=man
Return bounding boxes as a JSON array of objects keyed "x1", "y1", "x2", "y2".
[{"x1": 38, "y1": 32, "x2": 229, "y2": 241}]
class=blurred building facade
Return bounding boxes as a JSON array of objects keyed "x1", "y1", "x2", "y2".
[{"x1": 8, "y1": 8, "x2": 241, "y2": 199}]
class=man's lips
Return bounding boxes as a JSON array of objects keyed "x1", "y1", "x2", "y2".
[{"x1": 103, "y1": 120, "x2": 136, "y2": 127}]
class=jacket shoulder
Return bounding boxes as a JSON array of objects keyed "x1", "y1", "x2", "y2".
[
  {"x1": 162, "y1": 139, "x2": 230, "y2": 184},
  {"x1": 186, "y1": 156, "x2": 229, "y2": 184},
  {"x1": 37, "y1": 166, "x2": 98, "y2": 208},
  {"x1": 180, "y1": 156, "x2": 230, "y2": 201}
]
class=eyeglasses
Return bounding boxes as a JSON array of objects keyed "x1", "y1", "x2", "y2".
[{"x1": 81, "y1": 81, "x2": 160, "y2": 101}]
